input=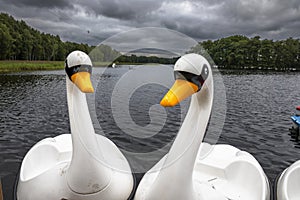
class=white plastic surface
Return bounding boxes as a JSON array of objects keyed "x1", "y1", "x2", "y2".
[
  {"x1": 17, "y1": 52, "x2": 133, "y2": 199},
  {"x1": 134, "y1": 54, "x2": 270, "y2": 200},
  {"x1": 277, "y1": 160, "x2": 300, "y2": 200}
]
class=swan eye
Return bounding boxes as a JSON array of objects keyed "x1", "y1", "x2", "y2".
[
  {"x1": 201, "y1": 64, "x2": 209, "y2": 82},
  {"x1": 65, "y1": 60, "x2": 92, "y2": 80}
]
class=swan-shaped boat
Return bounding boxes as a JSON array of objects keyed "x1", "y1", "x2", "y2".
[
  {"x1": 134, "y1": 53, "x2": 270, "y2": 200},
  {"x1": 276, "y1": 106, "x2": 300, "y2": 200},
  {"x1": 276, "y1": 160, "x2": 300, "y2": 200},
  {"x1": 17, "y1": 50, "x2": 133, "y2": 200}
]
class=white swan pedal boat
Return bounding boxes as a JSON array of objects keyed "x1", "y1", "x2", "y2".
[
  {"x1": 134, "y1": 53, "x2": 270, "y2": 200},
  {"x1": 17, "y1": 51, "x2": 134, "y2": 200},
  {"x1": 276, "y1": 106, "x2": 300, "y2": 200}
]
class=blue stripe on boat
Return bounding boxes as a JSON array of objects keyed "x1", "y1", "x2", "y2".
[{"x1": 291, "y1": 115, "x2": 300, "y2": 126}]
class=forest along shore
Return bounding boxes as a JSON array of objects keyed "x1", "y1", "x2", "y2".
[{"x1": 1, "y1": 13, "x2": 299, "y2": 72}]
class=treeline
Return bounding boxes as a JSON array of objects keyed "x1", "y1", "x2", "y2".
[
  {"x1": 1, "y1": 12, "x2": 300, "y2": 70},
  {"x1": 0, "y1": 12, "x2": 173, "y2": 64},
  {"x1": 0, "y1": 13, "x2": 119, "y2": 61},
  {"x1": 0, "y1": 13, "x2": 91, "y2": 60},
  {"x1": 115, "y1": 54, "x2": 178, "y2": 64},
  {"x1": 191, "y1": 35, "x2": 300, "y2": 70}
]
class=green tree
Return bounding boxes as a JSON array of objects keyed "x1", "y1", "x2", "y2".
[
  {"x1": 0, "y1": 23, "x2": 13, "y2": 59},
  {"x1": 190, "y1": 35, "x2": 300, "y2": 70}
]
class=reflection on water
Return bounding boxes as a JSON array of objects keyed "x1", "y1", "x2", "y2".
[{"x1": 0, "y1": 67, "x2": 300, "y2": 199}]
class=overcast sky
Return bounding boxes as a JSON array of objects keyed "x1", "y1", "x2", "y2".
[{"x1": 0, "y1": 0, "x2": 299, "y2": 45}]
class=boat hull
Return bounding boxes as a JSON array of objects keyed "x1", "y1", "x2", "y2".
[
  {"x1": 276, "y1": 160, "x2": 300, "y2": 200},
  {"x1": 17, "y1": 134, "x2": 134, "y2": 200},
  {"x1": 134, "y1": 142, "x2": 270, "y2": 200}
]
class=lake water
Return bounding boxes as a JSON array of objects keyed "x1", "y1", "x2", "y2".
[{"x1": 0, "y1": 66, "x2": 300, "y2": 199}]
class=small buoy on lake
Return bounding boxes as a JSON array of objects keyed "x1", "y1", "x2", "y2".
[{"x1": 296, "y1": 106, "x2": 300, "y2": 116}]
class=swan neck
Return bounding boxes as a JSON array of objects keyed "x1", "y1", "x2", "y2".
[
  {"x1": 150, "y1": 75, "x2": 213, "y2": 199},
  {"x1": 66, "y1": 77, "x2": 110, "y2": 194},
  {"x1": 166, "y1": 92, "x2": 211, "y2": 171}
]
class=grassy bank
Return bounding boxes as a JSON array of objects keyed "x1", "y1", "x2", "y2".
[
  {"x1": 0, "y1": 61, "x2": 127, "y2": 73},
  {"x1": 0, "y1": 60, "x2": 64, "y2": 73}
]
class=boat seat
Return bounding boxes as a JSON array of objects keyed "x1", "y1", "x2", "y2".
[
  {"x1": 20, "y1": 136, "x2": 72, "y2": 181},
  {"x1": 193, "y1": 143, "x2": 267, "y2": 199}
]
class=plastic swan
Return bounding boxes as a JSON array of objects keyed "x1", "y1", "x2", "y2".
[
  {"x1": 276, "y1": 160, "x2": 300, "y2": 200},
  {"x1": 276, "y1": 107, "x2": 300, "y2": 200},
  {"x1": 134, "y1": 53, "x2": 270, "y2": 200},
  {"x1": 17, "y1": 51, "x2": 133, "y2": 200}
]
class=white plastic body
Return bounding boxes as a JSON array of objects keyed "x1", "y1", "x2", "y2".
[
  {"x1": 276, "y1": 160, "x2": 300, "y2": 200},
  {"x1": 17, "y1": 76, "x2": 133, "y2": 199},
  {"x1": 135, "y1": 143, "x2": 270, "y2": 200},
  {"x1": 134, "y1": 54, "x2": 270, "y2": 200}
]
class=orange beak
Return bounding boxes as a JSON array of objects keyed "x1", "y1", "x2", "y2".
[
  {"x1": 71, "y1": 72, "x2": 94, "y2": 93},
  {"x1": 160, "y1": 79, "x2": 198, "y2": 107}
]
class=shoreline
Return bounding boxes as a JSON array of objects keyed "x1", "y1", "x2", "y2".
[
  {"x1": 0, "y1": 60, "x2": 299, "y2": 73},
  {"x1": 0, "y1": 61, "x2": 164, "y2": 73},
  {"x1": 0, "y1": 61, "x2": 64, "y2": 73}
]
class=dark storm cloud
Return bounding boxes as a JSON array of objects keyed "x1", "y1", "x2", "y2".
[
  {"x1": 2, "y1": 0, "x2": 71, "y2": 9},
  {"x1": 158, "y1": 0, "x2": 300, "y2": 40},
  {"x1": 83, "y1": 0, "x2": 163, "y2": 20},
  {"x1": 0, "y1": 0, "x2": 299, "y2": 45}
]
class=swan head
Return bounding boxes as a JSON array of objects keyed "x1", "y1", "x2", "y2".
[
  {"x1": 160, "y1": 53, "x2": 210, "y2": 107},
  {"x1": 65, "y1": 50, "x2": 94, "y2": 93}
]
